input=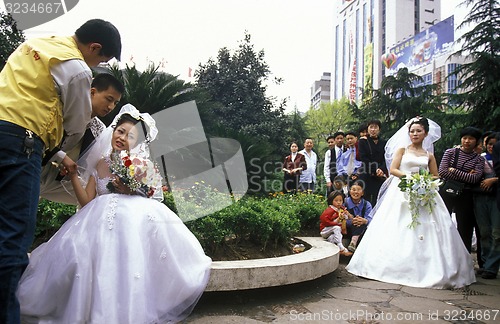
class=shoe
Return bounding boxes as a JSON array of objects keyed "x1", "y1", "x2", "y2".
[
  {"x1": 339, "y1": 249, "x2": 353, "y2": 257},
  {"x1": 347, "y1": 243, "x2": 356, "y2": 253},
  {"x1": 481, "y1": 271, "x2": 497, "y2": 279},
  {"x1": 476, "y1": 268, "x2": 484, "y2": 275}
]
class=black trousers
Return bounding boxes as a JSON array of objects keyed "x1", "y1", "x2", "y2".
[{"x1": 441, "y1": 189, "x2": 483, "y2": 268}]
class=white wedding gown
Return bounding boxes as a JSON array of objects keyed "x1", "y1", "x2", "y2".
[
  {"x1": 17, "y1": 173, "x2": 212, "y2": 323},
  {"x1": 346, "y1": 150, "x2": 475, "y2": 289}
]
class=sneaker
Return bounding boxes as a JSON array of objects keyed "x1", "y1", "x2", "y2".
[
  {"x1": 347, "y1": 243, "x2": 356, "y2": 253},
  {"x1": 339, "y1": 249, "x2": 353, "y2": 257},
  {"x1": 481, "y1": 271, "x2": 497, "y2": 279}
]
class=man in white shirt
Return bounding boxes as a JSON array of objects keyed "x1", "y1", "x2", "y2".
[
  {"x1": 323, "y1": 132, "x2": 344, "y2": 194},
  {"x1": 299, "y1": 138, "x2": 318, "y2": 192}
]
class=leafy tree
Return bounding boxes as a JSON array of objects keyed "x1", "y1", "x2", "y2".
[
  {"x1": 304, "y1": 98, "x2": 354, "y2": 147},
  {"x1": 353, "y1": 68, "x2": 445, "y2": 139},
  {"x1": 451, "y1": 0, "x2": 500, "y2": 129},
  {"x1": 195, "y1": 32, "x2": 287, "y2": 149},
  {"x1": 282, "y1": 108, "x2": 308, "y2": 149},
  {"x1": 0, "y1": 12, "x2": 25, "y2": 70}
]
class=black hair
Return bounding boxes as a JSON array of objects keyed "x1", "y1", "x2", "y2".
[
  {"x1": 485, "y1": 132, "x2": 499, "y2": 146},
  {"x1": 480, "y1": 130, "x2": 494, "y2": 143},
  {"x1": 333, "y1": 131, "x2": 345, "y2": 139},
  {"x1": 367, "y1": 119, "x2": 382, "y2": 129},
  {"x1": 289, "y1": 141, "x2": 299, "y2": 148},
  {"x1": 460, "y1": 127, "x2": 483, "y2": 144},
  {"x1": 75, "y1": 19, "x2": 122, "y2": 60},
  {"x1": 408, "y1": 116, "x2": 430, "y2": 133},
  {"x1": 92, "y1": 73, "x2": 125, "y2": 94},
  {"x1": 327, "y1": 190, "x2": 345, "y2": 205},
  {"x1": 358, "y1": 122, "x2": 368, "y2": 134},
  {"x1": 350, "y1": 180, "x2": 365, "y2": 190},
  {"x1": 326, "y1": 135, "x2": 335, "y2": 142},
  {"x1": 345, "y1": 131, "x2": 357, "y2": 137}
]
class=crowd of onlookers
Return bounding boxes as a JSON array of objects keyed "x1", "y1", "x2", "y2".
[{"x1": 282, "y1": 120, "x2": 500, "y2": 280}]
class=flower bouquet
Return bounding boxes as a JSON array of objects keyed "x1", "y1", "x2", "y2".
[
  {"x1": 398, "y1": 168, "x2": 443, "y2": 229},
  {"x1": 107, "y1": 151, "x2": 163, "y2": 198}
]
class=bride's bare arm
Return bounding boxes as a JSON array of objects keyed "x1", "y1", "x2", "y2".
[
  {"x1": 69, "y1": 162, "x2": 99, "y2": 207},
  {"x1": 428, "y1": 153, "x2": 439, "y2": 177},
  {"x1": 390, "y1": 148, "x2": 405, "y2": 177}
]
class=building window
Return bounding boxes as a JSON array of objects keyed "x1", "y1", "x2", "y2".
[
  {"x1": 447, "y1": 63, "x2": 462, "y2": 94},
  {"x1": 448, "y1": 63, "x2": 462, "y2": 106}
]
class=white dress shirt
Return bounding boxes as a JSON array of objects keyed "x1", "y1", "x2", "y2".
[{"x1": 299, "y1": 149, "x2": 317, "y2": 184}]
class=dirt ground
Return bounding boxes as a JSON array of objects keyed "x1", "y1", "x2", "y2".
[{"x1": 208, "y1": 229, "x2": 318, "y2": 261}]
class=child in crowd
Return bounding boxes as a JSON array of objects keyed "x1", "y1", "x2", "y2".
[
  {"x1": 344, "y1": 181, "x2": 373, "y2": 252},
  {"x1": 319, "y1": 191, "x2": 353, "y2": 256}
]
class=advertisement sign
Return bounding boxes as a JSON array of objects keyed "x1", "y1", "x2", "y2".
[
  {"x1": 364, "y1": 43, "x2": 373, "y2": 88},
  {"x1": 384, "y1": 16, "x2": 455, "y2": 76}
]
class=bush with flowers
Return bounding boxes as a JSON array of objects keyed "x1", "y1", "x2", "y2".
[
  {"x1": 398, "y1": 168, "x2": 443, "y2": 229},
  {"x1": 107, "y1": 151, "x2": 163, "y2": 198}
]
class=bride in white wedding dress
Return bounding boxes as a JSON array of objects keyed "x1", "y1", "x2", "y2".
[
  {"x1": 17, "y1": 105, "x2": 211, "y2": 323},
  {"x1": 346, "y1": 117, "x2": 475, "y2": 289}
]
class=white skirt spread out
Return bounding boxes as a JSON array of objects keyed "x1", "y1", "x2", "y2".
[
  {"x1": 17, "y1": 194, "x2": 212, "y2": 323},
  {"x1": 346, "y1": 176, "x2": 475, "y2": 289}
]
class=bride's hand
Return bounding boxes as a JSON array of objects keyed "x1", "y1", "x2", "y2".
[{"x1": 111, "y1": 177, "x2": 133, "y2": 195}]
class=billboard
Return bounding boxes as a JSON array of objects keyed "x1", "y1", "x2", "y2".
[{"x1": 383, "y1": 16, "x2": 455, "y2": 76}]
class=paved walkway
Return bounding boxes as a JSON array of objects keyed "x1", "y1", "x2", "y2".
[{"x1": 186, "y1": 256, "x2": 500, "y2": 323}]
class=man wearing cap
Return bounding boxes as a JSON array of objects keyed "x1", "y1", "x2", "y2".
[{"x1": 0, "y1": 19, "x2": 121, "y2": 323}]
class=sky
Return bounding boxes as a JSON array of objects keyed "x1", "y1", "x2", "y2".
[{"x1": 4, "y1": 0, "x2": 465, "y2": 113}]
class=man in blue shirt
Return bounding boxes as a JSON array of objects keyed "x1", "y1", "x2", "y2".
[{"x1": 344, "y1": 181, "x2": 373, "y2": 252}]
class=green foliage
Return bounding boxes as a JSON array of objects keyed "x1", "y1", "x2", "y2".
[
  {"x1": 304, "y1": 99, "x2": 354, "y2": 147},
  {"x1": 170, "y1": 180, "x2": 236, "y2": 222},
  {"x1": 355, "y1": 68, "x2": 445, "y2": 136},
  {"x1": 33, "y1": 191, "x2": 325, "y2": 257},
  {"x1": 352, "y1": 67, "x2": 460, "y2": 158},
  {"x1": 162, "y1": 190, "x2": 177, "y2": 213},
  {"x1": 184, "y1": 193, "x2": 326, "y2": 254},
  {"x1": 34, "y1": 199, "x2": 76, "y2": 248},
  {"x1": 269, "y1": 192, "x2": 326, "y2": 230},
  {"x1": 195, "y1": 32, "x2": 288, "y2": 150},
  {"x1": 99, "y1": 64, "x2": 212, "y2": 126},
  {"x1": 452, "y1": 0, "x2": 500, "y2": 129},
  {"x1": 205, "y1": 124, "x2": 278, "y2": 194},
  {"x1": 0, "y1": 12, "x2": 25, "y2": 70},
  {"x1": 282, "y1": 109, "x2": 308, "y2": 149}
]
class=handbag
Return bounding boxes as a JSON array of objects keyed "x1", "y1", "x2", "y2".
[
  {"x1": 441, "y1": 148, "x2": 465, "y2": 197},
  {"x1": 441, "y1": 179, "x2": 465, "y2": 196}
]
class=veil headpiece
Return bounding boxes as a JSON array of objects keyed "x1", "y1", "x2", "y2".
[
  {"x1": 384, "y1": 116, "x2": 441, "y2": 170},
  {"x1": 77, "y1": 104, "x2": 163, "y2": 201}
]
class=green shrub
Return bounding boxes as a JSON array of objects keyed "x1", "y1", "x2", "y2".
[
  {"x1": 34, "y1": 199, "x2": 77, "y2": 249},
  {"x1": 33, "y1": 190, "x2": 326, "y2": 257},
  {"x1": 184, "y1": 192, "x2": 325, "y2": 254}
]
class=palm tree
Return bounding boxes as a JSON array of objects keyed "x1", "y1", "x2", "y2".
[{"x1": 98, "y1": 63, "x2": 212, "y2": 125}]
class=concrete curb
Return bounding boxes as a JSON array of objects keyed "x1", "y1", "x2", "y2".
[{"x1": 205, "y1": 237, "x2": 339, "y2": 291}]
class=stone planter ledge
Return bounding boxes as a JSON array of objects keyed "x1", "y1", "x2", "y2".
[{"x1": 205, "y1": 236, "x2": 340, "y2": 291}]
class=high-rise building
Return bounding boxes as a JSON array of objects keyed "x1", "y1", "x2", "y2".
[
  {"x1": 331, "y1": 0, "x2": 443, "y2": 102},
  {"x1": 310, "y1": 72, "x2": 331, "y2": 109}
]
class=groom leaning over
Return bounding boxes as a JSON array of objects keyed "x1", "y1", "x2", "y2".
[
  {"x1": 0, "y1": 19, "x2": 121, "y2": 323},
  {"x1": 40, "y1": 73, "x2": 124, "y2": 205}
]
